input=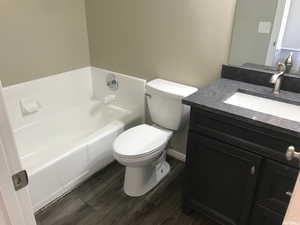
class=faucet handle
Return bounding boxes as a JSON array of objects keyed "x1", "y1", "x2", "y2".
[
  {"x1": 277, "y1": 63, "x2": 286, "y2": 72},
  {"x1": 286, "y1": 146, "x2": 300, "y2": 161}
]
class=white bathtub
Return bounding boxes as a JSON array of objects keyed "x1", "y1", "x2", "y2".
[
  {"x1": 4, "y1": 67, "x2": 145, "y2": 212},
  {"x1": 14, "y1": 101, "x2": 138, "y2": 211}
]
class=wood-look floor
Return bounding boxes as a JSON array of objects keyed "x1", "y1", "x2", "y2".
[{"x1": 35, "y1": 158, "x2": 216, "y2": 225}]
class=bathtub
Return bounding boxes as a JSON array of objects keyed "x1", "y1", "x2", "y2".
[
  {"x1": 3, "y1": 67, "x2": 145, "y2": 212},
  {"x1": 14, "y1": 100, "x2": 139, "y2": 211}
]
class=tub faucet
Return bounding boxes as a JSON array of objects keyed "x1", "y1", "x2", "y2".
[{"x1": 270, "y1": 63, "x2": 286, "y2": 95}]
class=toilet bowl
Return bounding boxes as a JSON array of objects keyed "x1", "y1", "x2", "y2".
[
  {"x1": 113, "y1": 124, "x2": 173, "y2": 196},
  {"x1": 113, "y1": 79, "x2": 197, "y2": 197}
]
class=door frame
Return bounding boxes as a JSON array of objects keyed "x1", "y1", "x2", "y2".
[
  {"x1": 265, "y1": 0, "x2": 291, "y2": 66},
  {"x1": 0, "y1": 82, "x2": 36, "y2": 225},
  {"x1": 284, "y1": 174, "x2": 300, "y2": 225}
]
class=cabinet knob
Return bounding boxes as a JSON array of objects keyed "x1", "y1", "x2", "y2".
[
  {"x1": 286, "y1": 146, "x2": 300, "y2": 161},
  {"x1": 250, "y1": 166, "x2": 255, "y2": 175}
]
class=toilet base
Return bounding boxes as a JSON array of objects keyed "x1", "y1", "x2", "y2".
[{"x1": 123, "y1": 159, "x2": 170, "y2": 197}]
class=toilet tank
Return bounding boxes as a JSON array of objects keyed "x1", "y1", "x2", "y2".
[{"x1": 146, "y1": 79, "x2": 198, "y2": 131}]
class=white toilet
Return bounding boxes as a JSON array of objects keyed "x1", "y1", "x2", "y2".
[{"x1": 113, "y1": 79, "x2": 197, "y2": 197}]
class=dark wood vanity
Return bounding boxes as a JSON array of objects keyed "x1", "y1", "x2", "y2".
[{"x1": 182, "y1": 65, "x2": 300, "y2": 225}]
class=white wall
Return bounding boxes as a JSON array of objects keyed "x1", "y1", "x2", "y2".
[
  {"x1": 91, "y1": 67, "x2": 146, "y2": 121},
  {"x1": 281, "y1": 0, "x2": 300, "y2": 50},
  {"x1": 3, "y1": 68, "x2": 92, "y2": 130},
  {"x1": 3, "y1": 67, "x2": 146, "y2": 131}
]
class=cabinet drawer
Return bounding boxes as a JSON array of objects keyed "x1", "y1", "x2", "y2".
[
  {"x1": 190, "y1": 108, "x2": 300, "y2": 168},
  {"x1": 254, "y1": 160, "x2": 298, "y2": 215}
]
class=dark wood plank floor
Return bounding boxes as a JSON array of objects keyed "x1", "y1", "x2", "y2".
[{"x1": 35, "y1": 158, "x2": 216, "y2": 225}]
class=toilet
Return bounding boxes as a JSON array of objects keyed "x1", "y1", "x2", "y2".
[{"x1": 113, "y1": 79, "x2": 197, "y2": 197}]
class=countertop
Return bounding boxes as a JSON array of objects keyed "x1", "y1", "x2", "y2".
[
  {"x1": 183, "y1": 78, "x2": 300, "y2": 225},
  {"x1": 183, "y1": 78, "x2": 300, "y2": 137}
]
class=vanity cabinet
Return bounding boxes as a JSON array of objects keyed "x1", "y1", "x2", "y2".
[
  {"x1": 183, "y1": 107, "x2": 299, "y2": 225},
  {"x1": 185, "y1": 133, "x2": 262, "y2": 225}
]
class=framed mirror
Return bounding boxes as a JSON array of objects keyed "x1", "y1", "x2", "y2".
[{"x1": 229, "y1": 0, "x2": 300, "y2": 75}]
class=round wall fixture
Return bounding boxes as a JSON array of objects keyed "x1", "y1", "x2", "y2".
[{"x1": 106, "y1": 73, "x2": 119, "y2": 91}]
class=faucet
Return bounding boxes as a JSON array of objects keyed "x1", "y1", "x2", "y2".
[
  {"x1": 285, "y1": 52, "x2": 293, "y2": 73},
  {"x1": 270, "y1": 63, "x2": 286, "y2": 95}
]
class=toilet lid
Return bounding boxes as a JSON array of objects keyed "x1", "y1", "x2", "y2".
[{"x1": 113, "y1": 124, "x2": 172, "y2": 158}]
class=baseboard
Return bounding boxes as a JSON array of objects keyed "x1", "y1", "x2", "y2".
[{"x1": 167, "y1": 149, "x2": 186, "y2": 162}]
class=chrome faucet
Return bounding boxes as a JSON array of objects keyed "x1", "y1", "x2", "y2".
[
  {"x1": 270, "y1": 63, "x2": 286, "y2": 95},
  {"x1": 285, "y1": 52, "x2": 293, "y2": 73}
]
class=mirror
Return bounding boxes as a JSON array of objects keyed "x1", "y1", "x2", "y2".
[{"x1": 229, "y1": 0, "x2": 300, "y2": 74}]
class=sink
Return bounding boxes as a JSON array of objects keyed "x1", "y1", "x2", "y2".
[{"x1": 224, "y1": 91, "x2": 300, "y2": 123}]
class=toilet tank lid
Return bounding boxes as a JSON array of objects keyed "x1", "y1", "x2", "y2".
[{"x1": 146, "y1": 79, "x2": 198, "y2": 99}]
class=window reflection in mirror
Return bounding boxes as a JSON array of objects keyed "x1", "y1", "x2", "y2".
[{"x1": 229, "y1": 0, "x2": 300, "y2": 75}]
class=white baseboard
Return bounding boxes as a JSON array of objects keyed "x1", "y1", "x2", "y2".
[{"x1": 167, "y1": 149, "x2": 186, "y2": 162}]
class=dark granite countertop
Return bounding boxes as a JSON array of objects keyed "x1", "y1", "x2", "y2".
[{"x1": 183, "y1": 78, "x2": 300, "y2": 137}]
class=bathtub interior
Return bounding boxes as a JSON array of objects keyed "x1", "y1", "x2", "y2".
[
  {"x1": 3, "y1": 67, "x2": 146, "y2": 211},
  {"x1": 17, "y1": 102, "x2": 137, "y2": 173}
]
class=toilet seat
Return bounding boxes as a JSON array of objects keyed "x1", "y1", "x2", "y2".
[{"x1": 113, "y1": 124, "x2": 172, "y2": 160}]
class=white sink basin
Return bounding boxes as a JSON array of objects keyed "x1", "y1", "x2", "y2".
[{"x1": 224, "y1": 92, "x2": 300, "y2": 123}]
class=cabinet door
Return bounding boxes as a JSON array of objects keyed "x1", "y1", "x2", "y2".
[
  {"x1": 254, "y1": 160, "x2": 298, "y2": 216},
  {"x1": 185, "y1": 132, "x2": 262, "y2": 225},
  {"x1": 250, "y1": 205, "x2": 283, "y2": 225}
]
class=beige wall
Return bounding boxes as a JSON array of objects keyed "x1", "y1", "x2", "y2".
[
  {"x1": 0, "y1": 0, "x2": 90, "y2": 87},
  {"x1": 86, "y1": 0, "x2": 237, "y2": 153},
  {"x1": 86, "y1": 0, "x2": 236, "y2": 88}
]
